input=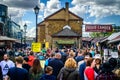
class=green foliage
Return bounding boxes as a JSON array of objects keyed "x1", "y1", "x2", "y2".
[{"x1": 90, "y1": 32, "x2": 112, "y2": 38}]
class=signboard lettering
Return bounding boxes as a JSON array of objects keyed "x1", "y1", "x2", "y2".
[{"x1": 85, "y1": 24, "x2": 113, "y2": 32}]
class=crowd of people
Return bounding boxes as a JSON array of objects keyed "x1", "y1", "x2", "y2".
[{"x1": 0, "y1": 47, "x2": 120, "y2": 80}]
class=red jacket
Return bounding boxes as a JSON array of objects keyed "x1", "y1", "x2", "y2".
[
  {"x1": 28, "y1": 55, "x2": 35, "y2": 66},
  {"x1": 84, "y1": 67, "x2": 95, "y2": 80}
]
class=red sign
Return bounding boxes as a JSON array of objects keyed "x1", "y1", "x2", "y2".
[{"x1": 85, "y1": 24, "x2": 113, "y2": 32}]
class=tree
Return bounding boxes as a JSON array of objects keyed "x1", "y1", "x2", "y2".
[{"x1": 90, "y1": 32, "x2": 112, "y2": 38}]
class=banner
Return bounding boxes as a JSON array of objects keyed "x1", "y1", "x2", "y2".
[
  {"x1": 32, "y1": 42, "x2": 41, "y2": 52},
  {"x1": 85, "y1": 24, "x2": 113, "y2": 32},
  {"x1": 45, "y1": 42, "x2": 49, "y2": 49}
]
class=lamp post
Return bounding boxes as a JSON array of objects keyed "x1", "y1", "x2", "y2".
[
  {"x1": 24, "y1": 23, "x2": 27, "y2": 48},
  {"x1": 34, "y1": 5, "x2": 39, "y2": 42},
  {"x1": 20, "y1": 29, "x2": 23, "y2": 48}
]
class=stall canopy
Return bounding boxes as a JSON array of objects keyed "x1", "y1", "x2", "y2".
[
  {"x1": 108, "y1": 35, "x2": 120, "y2": 44},
  {"x1": 100, "y1": 32, "x2": 120, "y2": 43},
  {"x1": 0, "y1": 36, "x2": 17, "y2": 41}
]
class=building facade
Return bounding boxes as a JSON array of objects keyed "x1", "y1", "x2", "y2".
[
  {"x1": 0, "y1": 4, "x2": 21, "y2": 39},
  {"x1": 0, "y1": 4, "x2": 21, "y2": 48},
  {"x1": 0, "y1": 4, "x2": 8, "y2": 36},
  {"x1": 38, "y1": 2, "x2": 83, "y2": 49},
  {"x1": 8, "y1": 20, "x2": 21, "y2": 39}
]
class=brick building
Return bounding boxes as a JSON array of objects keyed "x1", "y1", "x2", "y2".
[{"x1": 38, "y1": 2, "x2": 83, "y2": 49}]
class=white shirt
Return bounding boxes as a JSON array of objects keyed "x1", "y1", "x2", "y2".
[
  {"x1": 77, "y1": 60, "x2": 84, "y2": 71},
  {"x1": 0, "y1": 60, "x2": 15, "y2": 76}
]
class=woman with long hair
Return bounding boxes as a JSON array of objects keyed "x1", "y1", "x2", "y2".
[
  {"x1": 57, "y1": 58, "x2": 80, "y2": 80},
  {"x1": 29, "y1": 59, "x2": 43, "y2": 80}
]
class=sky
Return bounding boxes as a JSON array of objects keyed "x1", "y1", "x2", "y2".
[{"x1": 0, "y1": 0, "x2": 120, "y2": 37}]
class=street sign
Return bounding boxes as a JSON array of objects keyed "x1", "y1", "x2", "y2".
[
  {"x1": 85, "y1": 24, "x2": 113, "y2": 32},
  {"x1": 32, "y1": 42, "x2": 41, "y2": 52}
]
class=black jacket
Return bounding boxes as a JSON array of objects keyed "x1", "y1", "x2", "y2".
[
  {"x1": 0, "y1": 66, "x2": 3, "y2": 80},
  {"x1": 48, "y1": 58, "x2": 64, "y2": 77}
]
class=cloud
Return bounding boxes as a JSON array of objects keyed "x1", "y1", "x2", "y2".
[
  {"x1": 71, "y1": 0, "x2": 120, "y2": 19},
  {"x1": 38, "y1": 15, "x2": 44, "y2": 21},
  {"x1": 25, "y1": 21, "x2": 32, "y2": 24},
  {"x1": 46, "y1": 0, "x2": 60, "y2": 9},
  {"x1": 83, "y1": 21, "x2": 92, "y2": 24},
  {"x1": 44, "y1": 0, "x2": 61, "y2": 18},
  {"x1": 26, "y1": 27, "x2": 36, "y2": 37},
  {"x1": 95, "y1": 0, "x2": 117, "y2": 6},
  {"x1": 0, "y1": 0, "x2": 40, "y2": 9},
  {"x1": 0, "y1": 0, "x2": 40, "y2": 24},
  {"x1": 69, "y1": 4, "x2": 87, "y2": 18},
  {"x1": 40, "y1": 3, "x2": 45, "y2": 11}
]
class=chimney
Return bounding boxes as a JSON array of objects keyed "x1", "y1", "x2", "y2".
[{"x1": 65, "y1": 2, "x2": 69, "y2": 25}]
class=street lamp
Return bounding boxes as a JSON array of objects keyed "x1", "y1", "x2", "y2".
[
  {"x1": 34, "y1": 5, "x2": 40, "y2": 42},
  {"x1": 20, "y1": 29, "x2": 23, "y2": 48},
  {"x1": 24, "y1": 23, "x2": 27, "y2": 48}
]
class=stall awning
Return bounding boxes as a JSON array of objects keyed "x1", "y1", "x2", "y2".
[
  {"x1": 56, "y1": 40, "x2": 75, "y2": 44},
  {"x1": 0, "y1": 36, "x2": 17, "y2": 41},
  {"x1": 108, "y1": 35, "x2": 120, "y2": 44}
]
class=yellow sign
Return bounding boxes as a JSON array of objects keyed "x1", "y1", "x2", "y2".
[
  {"x1": 45, "y1": 42, "x2": 49, "y2": 49},
  {"x1": 32, "y1": 42, "x2": 41, "y2": 52}
]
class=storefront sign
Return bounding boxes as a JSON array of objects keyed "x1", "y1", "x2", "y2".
[{"x1": 85, "y1": 24, "x2": 113, "y2": 32}]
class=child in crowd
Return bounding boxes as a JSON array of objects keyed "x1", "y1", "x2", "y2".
[{"x1": 40, "y1": 66, "x2": 56, "y2": 80}]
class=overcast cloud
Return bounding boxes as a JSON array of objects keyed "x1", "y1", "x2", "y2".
[
  {"x1": 43, "y1": 0, "x2": 61, "y2": 18},
  {"x1": 0, "y1": 0, "x2": 40, "y2": 24},
  {"x1": 70, "y1": 0, "x2": 120, "y2": 19},
  {"x1": 0, "y1": 0, "x2": 40, "y2": 9}
]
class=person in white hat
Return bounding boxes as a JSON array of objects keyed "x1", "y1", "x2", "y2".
[{"x1": 94, "y1": 54, "x2": 102, "y2": 74}]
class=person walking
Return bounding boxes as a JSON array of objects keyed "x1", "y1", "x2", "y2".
[
  {"x1": 57, "y1": 58, "x2": 80, "y2": 80},
  {"x1": 0, "y1": 54, "x2": 15, "y2": 79},
  {"x1": 84, "y1": 58, "x2": 97, "y2": 80},
  {"x1": 28, "y1": 51, "x2": 35, "y2": 67},
  {"x1": 22, "y1": 56, "x2": 31, "y2": 72},
  {"x1": 48, "y1": 53, "x2": 64, "y2": 77},
  {"x1": 40, "y1": 66, "x2": 56, "y2": 80},
  {"x1": 29, "y1": 59, "x2": 43, "y2": 80},
  {"x1": 6, "y1": 56, "x2": 29, "y2": 80},
  {"x1": 95, "y1": 62, "x2": 119, "y2": 80},
  {"x1": 93, "y1": 54, "x2": 102, "y2": 74},
  {"x1": 78, "y1": 54, "x2": 90, "y2": 80}
]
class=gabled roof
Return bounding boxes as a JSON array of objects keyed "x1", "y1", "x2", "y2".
[
  {"x1": 45, "y1": 8, "x2": 64, "y2": 20},
  {"x1": 52, "y1": 26, "x2": 81, "y2": 37},
  {"x1": 44, "y1": 8, "x2": 83, "y2": 21}
]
